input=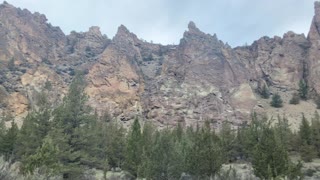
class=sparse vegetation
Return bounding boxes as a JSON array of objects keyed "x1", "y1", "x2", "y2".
[
  {"x1": 143, "y1": 54, "x2": 153, "y2": 62},
  {"x1": 299, "y1": 79, "x2": 308, "y2": 100},
  {"x1": 271, "y1": 93, "x2": 283, "y2": 108},
  {"x1": 7, "y1": 58, "x2": 15, "y2": 71},
  {"x1": 290, "y1": 92, "x2": 300, "y2": 105},
  {"x1": 44, "y1": 80, "x2": 52, "y2": 91},
  {"x1": 42, "y1": 58, "x2": 52, "y2": 65},
  {"x1": 260, "y1": 84, "x2": 270, "y2": 99},
  {"x1": 1, "y1": 74, "x2": 320, "y2": 179}
]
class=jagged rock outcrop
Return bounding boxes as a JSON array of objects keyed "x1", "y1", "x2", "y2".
[
  {"x1": 308, "y1": 1, "x2": 320, "y2": 94},
  {"x1": 141, "y1": 22, "x2": 254, "y2": 127},
  {"x1": 235, "y1": 32, "x2": 310, "y2": 91},
  {"x1": 0, "y1": 2, "x2": 65, "y2": 64},
  {"x1": 0, "y1": 1, "x2": 320, "y2": 128}
]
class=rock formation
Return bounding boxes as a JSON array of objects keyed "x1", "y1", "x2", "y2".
[{"x1": 0, "y1": 1, "x2": 319, "y2": 128}]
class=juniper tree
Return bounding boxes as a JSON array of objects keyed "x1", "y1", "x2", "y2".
[
  {"x1": 219, "y1": 121, "x2": 237, "y2": 163},
  {"x1": 299, "y1": 79, "x2": 308, "y2": 100},
  {"x1": 289, "y1": 92, "x2": 300, "y2": 105},
  {"x1": 271, "y1": 93, "x2": 283, "y2": 108},
  {"x1": 311, "y1": 111, "x2": 320, "y2": 157},
  {"x1": 49, "y1": 72, "x2": 95, "y2": 179},
  {"x1": 16, "y1": 95, "x2": 51, "y2": 164},
  {"x1": 124, "y1": 118, "x2": 142, "y2": 177},
  {"x1": 260, "y1": 84, "x2": 270, "y2": 99},
  {"x1": 299, "y1": 114, "x2": 317, "y2": 162},
  {"x1": 1, "y1": 120, "x2": 18, "y2": 161},
  {"x1": 23, "y1": 136, "x2": 61, "y2": 177},
  {"x1": 185, "y1": 121, "x2": 223, "y2": 178},
  {"x1": 250, "y1": 115, "x2": 302, "y2": 179}
]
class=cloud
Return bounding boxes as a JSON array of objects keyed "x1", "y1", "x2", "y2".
[{"x1": 4, "y1": 0, "x2": 315, "y2": 47}]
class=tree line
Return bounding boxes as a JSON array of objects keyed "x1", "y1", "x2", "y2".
[{"x1": 0, "y1": 73, "x2": 319, "y2": 179}]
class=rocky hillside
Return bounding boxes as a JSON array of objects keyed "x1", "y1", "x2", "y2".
[{"x1": 0, "y1": 1, "x2": 320, "y2": 128}]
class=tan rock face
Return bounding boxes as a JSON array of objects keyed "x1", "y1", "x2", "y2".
[
  {"x1": 235, "y1": 32, "x2": 309, "y2": 91},
  {"x1": 308, "y1": 2, "x2": 320, "y2": 93},
  {"x1": 8, "y1": 93, "x2": 28, "y2": 115},
  {"x1": 85, "y1": 46, "x2": 142, "y2": 120},
  {"x1": 0, "y1": 3, "x2": 65, "y2": 64},
  {"x1": 230, "y1": 83, "x2": 257, "y2": 116},
  {"x1": 1, "y1": 2, "x2": 320, "y2": 128}
]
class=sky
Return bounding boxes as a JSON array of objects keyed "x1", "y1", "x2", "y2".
[{"x1": 4, "y1": 0, "x2": 315, "y2": 47}]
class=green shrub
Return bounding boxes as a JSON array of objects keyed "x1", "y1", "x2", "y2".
[
  {"x1": 260, "y1": 84, "x2": 270, "y2": 99},
  {"x1": 299, "y1": 79, "x2": 308, "y2": 100},
  {"x1": 271, "y1": 93, "x2": 283, "y2": 108},
  {"x1": 44, "y1": 80, "x2": 52, "y2": 91},
  {"x1": 8, "y1": 58, "x2": 15, "y2": 71},
  {"x1": 289, "y1": 92, "x2": 300, "y2": 105}
]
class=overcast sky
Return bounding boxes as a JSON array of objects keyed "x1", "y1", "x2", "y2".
[{"x1": 5, "y1": 0, "x2": 315, "y2": 47}]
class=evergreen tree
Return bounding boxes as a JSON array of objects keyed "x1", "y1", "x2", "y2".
[
  {"x1": 274, "y1": 116, "x2": 292, "y2": 151},
  {"x1": 90, "y1": 114, "x2": 126, "y2": 179},
  {"x1": 299, "y1": 114, "x2": 317, "y2": 162},
  {"x1": 7, "y1": 57, "x2": 15, "y2": 71},
  {"x1": 289, "y1": 92, "x2": 300, "y2": 105},
  {"x1": 219, "y1": 121, "x2": 236, "y2": 163},
  {"x1": 299, "y1": 114, "x2": 312, "y2": 146},
  {"x1": 270, "y1": 93, "x2": 283, "y2": 108},
  {"x1": 0, "y1": 117, "x2": 6, "y2": 154},
  {"x1": 185, "y1": 121, "x2": 223, "y2": 178},
  {"x1": 144, "y1": 129, "x2": 183, "y2": 179},
  {"x1": 137, "y1": 122, "x2": 155, "y2": 177},
  {"x1": 16, "y1": 98, "x2": 52, "y2": 164},
  {"x1": 1, "y1": 120, "x2": 18, "y2": 161},
  {"x1": 242, "y1": 113, "x2": 267, "y2": 159},
  {"x1": 311, "y1": 111, "x2": 320, "y2": 157},
  {"x1": 124, "y1": 118, "x2": 142, "y2": 177},
  {"x1": 260, "y1": 84, "x2": 270, "y2": 99},
  {"x1": 250, "y1": 116, "x2": 302, "y2": 179},
  {"x1": 299, "y1": 79, "x2": 308, "y2": 100},
  {"x1": 233, "y1": 126, "x2": 247, "y2": 160},
  {"x1": 23, "y1": 136, "x2": 61, "y2": 178},
  {"x1": 49, "y1": 72, "x2": 95, "y2": 179}
]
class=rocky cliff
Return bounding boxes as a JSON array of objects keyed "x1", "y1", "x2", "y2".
[{"x1": 0, "y1": 1, "x2": 319, "y2": 128}]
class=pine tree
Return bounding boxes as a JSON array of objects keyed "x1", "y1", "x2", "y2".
[
  {"x1": 274, "y1": 116, "x2": 292, "y2": 151},
  {"x1": 311, "y1": 111, "x2": 320, "y2": 157},
  {"x1": 23, "y1": 136, "x2": 61, "y2": 177},
  {"x1": 1, "y1": 120, "x2": 18, "y2": 161},
  {"x1": 299, "y1": 79, "x2": 308, "y2": 100},
  {"x1": 124, "y1": 118, "x2": 142, "y2": 177},
  {"x1": 146, "y1": 129, "x2": 176, "y2": 179},
  {"x1": 219, "y1": 121, "x2": 236, "y2": 163},
  {"x1": 250, "y1": 116, "x2": 302, "y2": 179},
  {"x1": 299, "y1": 114, "x2": 317, "y2": 162},
  {"x1": 241, "y1": 113, "x2": 267, "y2": 158},
  {"x1": 185, "y1": 121, "x2": 223, "y2": 178},
  {"x1": 0, "y1": 118, "x2": 6, "y2": 154},
  {"x1": 137, "y1": 122, "x2": 155, "y2": 177},
  {"x1": 233, "y1": 126, "x2": 247, "y2": 160},
  {"x1": 289, "y1": 92, "x2": 300, "y2": 105},
  {"x1": 300, "y1": 114, "x2": 312, "y2": 146},
  {"x1": 260, "y1": 84, "x2": 270, "y2": 99},
  {"x1": 7, "y1": 57, "x2": 15, "y2": 71},
  {"x1": 91, "y1": 114, "x2": 126, "y2": 178},
  {"x1": 270, "y1": 93, "x2": 283, "y2": 108},
  {"x1": 49, "y1": 72, "x2": 95, "y2": 179},
  {"x1": 16, "y1": 100, "x2": 52, "y2": 164}
]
